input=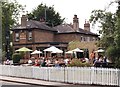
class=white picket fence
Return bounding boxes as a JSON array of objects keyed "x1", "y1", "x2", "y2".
[{"x1": 0, "y1": 65, "x2": 120, "y2": 86}]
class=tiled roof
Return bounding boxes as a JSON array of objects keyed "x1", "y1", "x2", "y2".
[
  {"x1": 12, "y1": 20, "x2": 98, "y2": 36},
  {"x1": 78, "y1": 28, "x2": 98, "y2": 36},
  {"x1": 13, "y1": 20, "x2": 57, "y2": 32},
  {"x1": 53, "y1": 24, "x2": 75, "y2": 33},
  {"x1": 53, "y1": 24, "x2": 99, "y2": 36}
]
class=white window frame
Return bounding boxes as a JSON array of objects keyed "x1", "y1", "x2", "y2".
[
  {"x1": 28, "y1": 31, "x2": 32, "y2": 41},
  {"x1": 15, "y1": 32, "x2": 19, "y2": 41}
]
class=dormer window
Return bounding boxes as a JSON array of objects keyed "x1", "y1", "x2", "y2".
[
  {"x1": 15, "y1": 32, "x2": 19, "y2": 41},
  {"x1": 28, "y1": 31, "x2": 32, "y2": 41}
]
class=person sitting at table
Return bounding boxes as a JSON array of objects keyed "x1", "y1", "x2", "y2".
[
  {"x1": 64, "y1": 59, "x2": 69, "y2": 66},
  {"x1": 34, "y1": 58, "x2": 40, "y2": 66},
  {"x1": 55, "y1": 59, "x2": 60, "y2": 67},
  {"x1": 41, "y1": 59, "x2": 46, "y2": 67},
  {"x1": 45, "y1": 59, "x2": 51, "y2": 67}
]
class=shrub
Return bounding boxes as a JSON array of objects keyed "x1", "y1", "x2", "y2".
[
  {"x1": 12, "y1": 53, "x2": 22, "y2": 64},
  {"x1": 19, "y1": 52, "x2": 25, "y2": 59},
  {"x1": 68, "y1": 58, "x2": 91, "y2": 67}
]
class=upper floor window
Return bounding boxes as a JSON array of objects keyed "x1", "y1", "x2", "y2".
[
  {"x1": 90, "y1": 37, "x2": 93, "y2": 41},
  {"x1": 28, "y1": 31, "x2": 32, "y2": 41},
  {"x1": 93, "y1": 37, "x2": 96, "y2": 41},
  {"x1": 84, "y1": 37, "x2": 86, "y2": 41},
  {"x1": 90, "y1": 37, "x2": 97, "y2": 41},
  {"x1": 15, "y1": 32, "x2": 19, "y2": 41},
  {"x1": 87, "y1": 37, "x2": 90, "y2": 42},
  {"x1": 80, "y1": 36, "x2": 83, "y2": 42}
]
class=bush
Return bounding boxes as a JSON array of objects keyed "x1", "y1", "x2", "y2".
[
  {"x1": 19, "y1": 52, "x2": 25, "y2": 59},
  {"x1": 106, "y1": 46, "x2": 120, "y2": 68},
  {"x1": 12, "y1": 53, "x2": 22, "y2": 64},
  {"x1": 68, "y1": 58, "x2": 91, "y2": 67}
]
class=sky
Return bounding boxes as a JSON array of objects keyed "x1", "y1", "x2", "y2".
[{"x1": 10, "y1": 0, "x2": 117, "y2": 34}]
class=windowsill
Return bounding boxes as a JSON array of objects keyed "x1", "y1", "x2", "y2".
[
  {"x1": 28, "y1": 40, "x2": 32, "y2": 41},
  {"x1": 20, "y1": 38, "x2": 26, "y2": 40},
  {"x1": 14, "y1": 41, "x2": 19, "y2": 42}
]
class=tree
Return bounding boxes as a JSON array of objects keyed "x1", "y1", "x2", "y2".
[
  {"x1": 27, "y1": 3, "x2": 64, "y2": 27},
  {"x1": 0, "y1": 1, "x2": 2, "y2": 50},
  {"x1": 2, "y1": 0, "x2": 24, "y2": 59},
  {"x1": 90, "y1": 1, "x2": 120, "y2": 68},
  {"x1": 90, "y1": 10, "x2": 116, "y2": 48}
]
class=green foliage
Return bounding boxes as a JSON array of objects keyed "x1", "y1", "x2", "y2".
[
  {"x1": 2, "y1": 0, "x2": 24, "y2": 26},
  {"x1": 12, "y1": 53, "x2": 22, "y2": 63},
  {"x1": 19, "y1": 51, "x2": 25, "y2": 59},
  {"x1": 27, "y1": 3, "x2": 64, "y2": 27},
  {"x1": 2, "y1": 0, "x2": 24, "y2": 58},
  {"x1": 68, "y1": 40, "x2": 81, "y2": 50},
  {"x1": 90, "y1": 1, "x2": 120, "y2": 68},
  {"x1": 106, "y1": 46, "x2": 120, "y2": 68},
  {"x1": 68, "y1": 59, "x2": 91, "y2": 67},
  {"x1": 106, "y1": 46, "x2": 116, "y2": 59},
  {"x1": 0, "y1": 1, "x2": 2, "y2": 49}
]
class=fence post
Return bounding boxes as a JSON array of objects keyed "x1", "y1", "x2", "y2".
[
  {"x1": 91, "y1": 67, "x2": 94, "y2": 84},
  {"x1": 63, "y1": 66, "x2": 65, "y2": 82},
  {"x1": 118, "y1": 69, "x2": 120, "y2": 86}
]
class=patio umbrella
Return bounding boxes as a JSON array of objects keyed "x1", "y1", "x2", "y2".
[
  {"x1": 31, "y1": 50, "x2": 42, "y2": 58},
  {"x1": 65, "y1": 51, "x2": 73, "y2": 58},
  {"x1": 71, "y1": 48, "x2": 83, "y2": 58},
  {"x1": 65, "y1": 51, "x2": 73, "y2": 54},
  {"x1": 31, "y1": 50, "x2": 42, "y2": 54},
  {"x1": 43, "y1": 46, "x2": 63, "y2": 57},
  {"x1": 71, "y1": 48, "x2": 84, "y2": 52},
  {"x1": 51, "y1": 49, "x2": 63, "y2": 53},
  {"x1": 15, "y1": 47, "x2": 33, "y2": 63},
  {"x1": 16, "y1": 47, "x2": 33, "y2": 52},
  {"x1": 44, "y1": 46, "x2": 63, "y2": 53}
]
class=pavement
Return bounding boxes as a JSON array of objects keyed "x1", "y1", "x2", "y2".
[
  {"x1": 0, "y1": 76, "x2": 117, "y2": 87},
  {"x1": 0, "y1": 76, "x2": 70, "y2": 87}
]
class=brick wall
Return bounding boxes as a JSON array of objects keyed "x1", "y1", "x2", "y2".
[
  {"x1": 34, "y1": 30, "x2": 54, "y2": 42},
  {"x1": 55, "y1": 33, "x2": 99, "y2": 42},
  {"x1": 13, "y1": 30, "x2": 27, "y2": 45},
  {"x1": 54, "y1": 34, "x2": 77, "y2": 42},
  {"x1": 13, "y1": 28, "x2": 99, "y2": 57}
]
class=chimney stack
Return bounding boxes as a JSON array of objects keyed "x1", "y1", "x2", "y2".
[
  {"x1": 40, "y1": 18, "x2": 45, "y2": 23},
  {"x1": 84, "y1": 20, "x2": 90, "y2": 31},
  {"x1": 21, "y1": 15, "x2": 27, "y2": 27},
  {"x1": 73, "y1": 15, "x2": 79, "y2": 31}
]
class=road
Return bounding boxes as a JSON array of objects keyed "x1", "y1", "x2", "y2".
[{"x1": 0, "y1": 80, "x2": 116, "y2": 87}]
